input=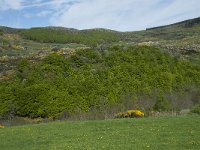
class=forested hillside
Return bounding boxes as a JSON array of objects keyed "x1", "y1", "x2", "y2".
[
  {"x1": 0, "y1": 17, "x2": 200, "y2": 120},
  {"x1": 1, "y1": 46, "x2": 199, "y2": 119},
  {"x1": 20, "y1": 28, "x2": 120, "y2": 47}
]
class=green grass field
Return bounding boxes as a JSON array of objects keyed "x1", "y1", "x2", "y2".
[{"x1": 0, "y1": 116, "x2": 200, "y2": 150}]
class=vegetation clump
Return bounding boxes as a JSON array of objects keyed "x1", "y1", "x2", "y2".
[
  {"x1": 115, "y1": 110, "x2": 144, "y2": 118},
  {"x1": 190, "y1": 104, "x2": 200, "y2": 115}
]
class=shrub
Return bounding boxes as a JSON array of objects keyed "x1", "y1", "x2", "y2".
[
  {"x1": 114, "y1": 110, "x2": 144, "y2": 118},
  {"x1": 127, "y1": 110, "x2": 144, "y2": 118},
  {"x1": 153, "y1": 95, "x2": 171, "y2": 112},
  {"x1": 190, "y1": 104, "x2": 200, "y2": 115}
]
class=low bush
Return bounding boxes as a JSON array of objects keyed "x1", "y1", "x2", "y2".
[
  {"x1": 190, "y1": 104, "x2": 200, "y2": 115},
  {"x1": 114, "y1": 110, "x2": 144, "y2": 118}
]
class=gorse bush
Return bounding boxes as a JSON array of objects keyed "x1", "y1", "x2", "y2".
[
  {"x1": 127, "y1": 110, "x2": 144, "y2": 118},
  {"x1": 114, "y1": 110, "x2": 144, "y2": 118},
  {"x1": 0, "y1": 46, "x2": 200, "y2": 118}
]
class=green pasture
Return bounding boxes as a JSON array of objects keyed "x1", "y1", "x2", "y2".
[{"x1": 0, "y1": 115, "x2": 199, "y2": 150}]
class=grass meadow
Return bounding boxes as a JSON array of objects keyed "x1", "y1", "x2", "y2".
[{"x1": 0, "y1": 115, "x2": 200, "y2": 150}]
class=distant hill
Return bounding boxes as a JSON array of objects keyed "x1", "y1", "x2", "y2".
[
  {"x1": 0, "y1": 17, "x2": 199, "y2": 58},
  {"x1": 147, "y1": 17, "x2": 200, "y2": 30},
  {"x1": 0, "y1": 26, "x2": 21, "y2": 34},
  {"x1": 0, "y1": 17, "x2": 200, "y2": 45},
  {"x1": 0, "y1": 17, "x2": 200, "y2": 64}
]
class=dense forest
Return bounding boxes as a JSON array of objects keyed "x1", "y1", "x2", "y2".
[{"x1": 1, "y1": 45, "x2": 200, "y2": 119}]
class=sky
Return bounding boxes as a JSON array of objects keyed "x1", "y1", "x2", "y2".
[{"x1": 0, "y1": 0, "x2": 200, "y2": 31}]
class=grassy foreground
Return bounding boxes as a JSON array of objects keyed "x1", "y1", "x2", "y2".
[{"x1": 0, "y1": 116, "x2": 200, "y2": 150}]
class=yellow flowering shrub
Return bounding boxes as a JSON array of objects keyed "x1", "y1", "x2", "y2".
[
  {"x1": 0, "y1": 124, "x2": 5, "y2": 129},
  {"x1": 115, "y1": 110, "x2": 144, "y2": 118},
  {"x1": 127, "y1": 110, "x2": 144, "y2": 118}
]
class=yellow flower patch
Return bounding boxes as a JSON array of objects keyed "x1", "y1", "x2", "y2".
[
  {"x1": 115, "y1": 110, "x2": 144, "y2": 118},
  {"x1": 127, "y1": 110, "x2": 144, "y2": 117},
  {"x1": 0, "y1": 125, "x2": 5, "y2": 129}
]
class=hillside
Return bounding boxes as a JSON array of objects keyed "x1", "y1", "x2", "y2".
[
  {"x1": 125, "y1": 17, "x2": 200, "y2": 55},
  {"x1": 1, "y1": 46, "x2": 200, "y2": 119},
  {"x1": 0, "y1": 17, "x2": 200, "y2": 119},
  {"x1": 1, "y1": 17, "x2": 200, "y2": 58}
]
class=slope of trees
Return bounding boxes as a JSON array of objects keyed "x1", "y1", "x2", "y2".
[
  {"x1": 0, "y1": 46, "x2": 200, "y2": 119},
  {"x1": 20, "y1": 28, "x2": 120, "y2": 47}
]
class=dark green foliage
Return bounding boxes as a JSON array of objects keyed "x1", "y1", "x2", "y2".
[
  {"x1": 20, "y1": 28, "x2": 120, "y2": 47},
  {"x1": 0, "y1": 46, "x2": 200, "y2": 118},
  {"x1": 0, "y1": 86, "x2": 10, "y2": 116},
  {"x1": 0, "y1": 82, "x2": 17, "y2": 118},
  {"x1": 16, "y1": 59, "x2": 30, "y2": 80},
  {"x1": 183, "y1": 17, "x2": 200, "y2": 28},
  {"x1": 191, "y1": 104, "x2": 200, "y2": 115},
  {"x1": 153, "y1": 94, "x2": 171, "y2": 112}
]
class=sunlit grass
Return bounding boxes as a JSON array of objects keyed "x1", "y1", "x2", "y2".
[{"x1": 0, "y1": 115, "x2": 200, "y2": 150}]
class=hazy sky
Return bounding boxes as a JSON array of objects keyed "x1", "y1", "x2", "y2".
[{"x1": 0, "y1": 0, "x2": 200, "y2": 31}]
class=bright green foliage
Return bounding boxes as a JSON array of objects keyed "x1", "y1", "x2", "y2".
[{"x1": 0, "y1": 46, "x2": 200, "y2": 118}]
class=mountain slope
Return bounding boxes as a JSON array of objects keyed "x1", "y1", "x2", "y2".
[{"x1": 0, "y1": 17, "x2": 200, "y2": 119}]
